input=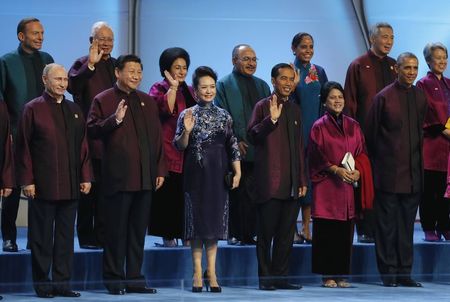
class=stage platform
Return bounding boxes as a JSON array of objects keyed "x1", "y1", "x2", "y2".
[{"x1": 1, "y1": 224, "x2": 450, "y2": 301}]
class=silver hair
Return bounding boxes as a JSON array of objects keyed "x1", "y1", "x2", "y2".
[
  {"x1": 90, "y1": 21, "x2": 113, "y2": 38},
  {"x1": 423, "y1": 42, "x2": 448, "y2": 64},
  {"x1": 369, "y1": 22, "x2": 393, "y2": 39},
  {"x1": 42, "y1": 63, "x2": 65, "y2": 77},
  {"x1": 396, "y1": 52, "x2": 418, "y2": 66}
]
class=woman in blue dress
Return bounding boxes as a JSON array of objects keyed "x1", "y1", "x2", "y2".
[
  {"x1": 291, "y1": 32, "x2": 328, "y2": 243},
  {"x1": 174, "y1": 66, "x2": 241, "y2": 292}
]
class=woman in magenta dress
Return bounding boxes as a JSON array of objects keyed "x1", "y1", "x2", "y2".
[
  {"x1": 308, "y1": 81, "x2": 366, "y2": 288},
  {"x1": 148, "y1": 47, "x2": 196, "y2": 247}
]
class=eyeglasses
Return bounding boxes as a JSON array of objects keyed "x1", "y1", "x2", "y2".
[
  {"x1": 239, "y1": 56, "x2": 258, "y2": 62},
  {"x1": 96, "y1": 37, "x2": 114, "y2": 43}
]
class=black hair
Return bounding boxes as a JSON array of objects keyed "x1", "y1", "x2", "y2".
[
  {"x1": 320, "y1": 81, "x2": 344, "y2": 104},
  {"x1": 271, "y1": 63, "x2": 293, "y2": 78},
  {"x1": 159, "y1": 47, "x2": 190, "y2": 77},
  {"x1": 115, "y1": 54, "x2": 143, "y2": 71},
  {"x1": 291, "y1": 32, "x2": 314, "y2": 49},
  {"x1": 192, "y1": 66, "x2": 217, "y2": 89}
]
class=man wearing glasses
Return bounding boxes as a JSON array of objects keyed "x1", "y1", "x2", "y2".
[
  {"x1": 215, "y1": 44, "x2": 271, "y2": 246},
  {"x1": 68, "y1": 21, "x2": 117, "y2": 249}
]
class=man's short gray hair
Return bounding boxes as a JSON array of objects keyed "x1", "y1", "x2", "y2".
[
  {"x1": 369, "y1": 22, "x2": 393, "y2": 39},
  {"x1": 396, "y1": 52, "x2": 418, "y2": 66},
  {"x1": 90, "y1": 21, "x2": 113, "y2": 38}
]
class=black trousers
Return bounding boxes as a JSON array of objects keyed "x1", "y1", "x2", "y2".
[
  {"x1": 229, "y1": 162, "x2": 257, "y2": 243},
  {"x1": 103, "y1": 190, "x2": 152, "y2": 291},
  {"x1": 374, "y1": 190, "x2": 420, "y2": 278},
  {"x1": 29, "y1": 199, "x2": 78, "y2": 293},
  {"x1": 312, "y1": 218, "x2": 354, "y2": 276},
  {"x1": 1, "y1": 188, "x2": 21, "y2": 243},
  {"x1": 419, "y1": 170, "x2": 450, "y2": 232},
  {"x1": 355, "y1": 208, "x2": 375, "y2": 237},
  {"x1": 256, "y1": 198, "x2": 300, "y2": 284},
  {"x1": 76, "y1": 159, "x2": 105, "y2": 245}
]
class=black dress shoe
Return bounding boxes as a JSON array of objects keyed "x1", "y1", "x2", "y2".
[
  {"x1": 108, "y1": 288, "x2": 126, "y2": 295},
  {"x1": 126, "y1": 286, "x2": 157, "y2": 294},
  {"x1": 36, "y1": 290, "x2": 54, "y2": 298},
  {"x1": 2, "y1": 240, "x2": 18, "y2": 252},
  {"x1": 357, "y1": 235, "x2": 375, "y2": 244},
  {"x1": 227, "y1": 237, "x2": 240, "y2": 245},
  {"x1": 259, "y1": 283, "x2": 276, "y2": 290},
  {"x1": 274, "y1": 282, "x2": 302, "y2": 290},
  {"x1": 53, "y1": 289, "x2": 81, "y2": 297},
  {"x1": 382, "y1": 281, "x2": 398, "y2": 287},
  {"x1": 79, "y1": 244, "x2": 102, "y2": 250},
  {"x1": 0, "y1": 295, "x2": 3, "y2": 300},
  {"x1": 397, "y1": 278, "x2": 422, "y2": 287}
]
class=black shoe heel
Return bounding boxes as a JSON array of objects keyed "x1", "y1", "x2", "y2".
[{"x1": 203, "y1": 271, "x2": 222, "y2": 293}]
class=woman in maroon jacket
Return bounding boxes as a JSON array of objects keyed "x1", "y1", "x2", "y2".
[
  {"x1": 308, "y1": 81, "x2": 366, "y2": 288},
  {"x1": 416, "y1": 42, "x2": 450, "y2": 241},
  {"x1": 147, "y1": 47, "x2": 196, "y2": 247}
]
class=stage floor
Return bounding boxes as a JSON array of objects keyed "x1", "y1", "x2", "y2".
[
  {"x1": 1, "y1": 224, "x2": 450, "y2": 301},
  {"x1": 1, "y1": 282, "x2": 450, "y2": 302}
]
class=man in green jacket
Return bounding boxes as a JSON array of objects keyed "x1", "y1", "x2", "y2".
[
  {"x1": 215, "y1": 44, "x2": 271, "y2": 246},
  {"x1": 0, "y1": 17, "x2": 54, "y2": 252}
]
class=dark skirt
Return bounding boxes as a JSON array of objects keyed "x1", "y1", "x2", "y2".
[
  {"x1": 147, "y1": 171, "x2": 184, "y2": 238},
  {"x1": 312, "y1": 218, "x2": 354, "y2": 275}
]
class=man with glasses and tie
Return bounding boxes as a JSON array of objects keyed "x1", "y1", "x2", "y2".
[{"x1": 215, "y1": 44, "x2": 271, "y2": 246}]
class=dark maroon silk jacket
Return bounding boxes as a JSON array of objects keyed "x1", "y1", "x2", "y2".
[
  {"x1": 68, "y1": 55, "x2": 116, "y2": 159},
  {"x1": 247, "y1": 95, "x2": 306, "y2": 203},
  {"x1": 416, "y1": 72, "x2": 450, "y2": 172},
  {"x1": 16, "y1": 92, "x2": 92, "y2": 200},
  {"x1": 87, "y1": 85, "x2": 166, "y2": 195},
  {"x1": 308, "y1": 112, "x2": 365, "y2": 221},
  {"x1": 0, "y1": 100, "x2": 14, "y2": 189},
  {"x1": 344, "y1": 50, "x2": 397, "y2": 125},
  {"x1": 365, "y1": 81, "x2": 428, "y2": 193}
]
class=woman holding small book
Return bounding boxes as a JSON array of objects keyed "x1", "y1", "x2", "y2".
[{"x1": 308, "y1": 81, "x2": 367, "y2": 288}]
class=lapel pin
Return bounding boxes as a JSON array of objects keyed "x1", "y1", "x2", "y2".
[
  {"x1": 74, "y1": 114, "x2": 79, "y2": 118},
  {"x1": 141, "y1": 102, "x2": 145, "y2": 106}
]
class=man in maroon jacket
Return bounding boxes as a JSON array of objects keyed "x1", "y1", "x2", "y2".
[
  {"x1": 16, "y1": 63, "x2": 93, "y2": 298},
  {"x1": 365, "y1": 53, "x2": 427, "y2": 288},
  {"x1": 248, "y1": 63, "x2": 307, "y2": 291},
  {"x1": 0, "y1": 100, "x2": 13, "y2": 302},
  {"x1": 68, "y1": 21, "x2": 116, "y2": 249},
  {"x1": 344, "y1": 22, "x2": 397, "y2": 243},
  {"x1": 0, "y1": 101, "x2": 14, "y2": 202},
  {"x1": 87, "y1": 54, "x2": 166, "y2": 295}
]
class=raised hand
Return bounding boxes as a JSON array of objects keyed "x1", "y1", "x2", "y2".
[
  {"x1": 269, "y1": 94, "x2": 282, "y2": 121},
  {"x1": 164, "y1": 70, "x2": 179, "y2": 90},
  {"x1": 115, "y1": 99, "x2": 128, "y2": 122},
  {"x1": 183, "y1": 109, "x2": 195, "y2": 133},
  {"x1": 290, "y1": 63, "x2": 300, "y2": 87},
  {"x1": 88, "y1": 39, "x2": 104, "y2": 67}
]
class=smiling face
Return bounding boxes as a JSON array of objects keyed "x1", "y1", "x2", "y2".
[
  {"x1": 233, "y1": 46, "x2": 257, "y2": 76},
  {"x1": 93, "y1": 26, "x2": 114, "y2": 58},
  {"x1": 272, "y1": 67, "x2": 295, "y2": 98},
  {"x1": 18, "y1": 21, "x2": 44, "y2": 53},
  {"x1": 169, "y1": 57, "x2": 188, "y2": 83},
  {"x1": 292, "y1": 36, "x2": 314, "y2": 64},
  {"x1": 325, "y1": 88, "x2": 345, "y2": 115},
  {"x1": 428, "y1": 48, "x2": 448, "y2": 76},
  {"x1": 115, "y1": 61, "x2": 143, "y2": 93},
  {"x1": 396, "y1": 56, "x2": 418, "y2": 87},
  {"x1": 43, "y1": 65, "x2": 68, "y2": 101},
  {"x1": 370, "y1": 26, "x2": 394, "y2": 57},
  {"x1": 195, "y1": 75, "x2": 216, "y2": 103}
]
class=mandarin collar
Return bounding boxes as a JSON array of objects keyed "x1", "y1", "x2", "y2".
[
  {"x1": 114, "y1": 83, "x2": 137, "y2": 96},
  {"x1": 43, "y1": 91, "x2": 64, "y2": 104}
]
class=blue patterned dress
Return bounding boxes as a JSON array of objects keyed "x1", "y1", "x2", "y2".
[{"x1": 175, "y1": 101, "x2": 240, "y2": 240}]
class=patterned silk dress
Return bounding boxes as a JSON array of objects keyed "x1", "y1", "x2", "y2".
[{"x1": 175, "y1": 101, "x2": 240, "y2": 240}]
